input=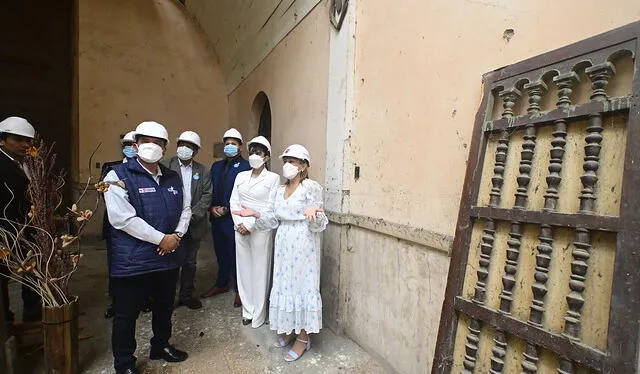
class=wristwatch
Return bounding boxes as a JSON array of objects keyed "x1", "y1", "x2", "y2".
[{"x1": 174, "y1": 232, "x2": 184, "y2": 239}]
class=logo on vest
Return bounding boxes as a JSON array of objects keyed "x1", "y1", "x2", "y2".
[
  {"x1": 167, "y1": 186, "x2": 179, "y2": 195},
  {"x1": 138, "y1": 187, "x2": 156, "y2": 194}
]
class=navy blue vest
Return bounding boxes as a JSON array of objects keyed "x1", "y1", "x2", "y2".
[{"x1": 109, "y1": 159, "x2": 185, "y2": 277}]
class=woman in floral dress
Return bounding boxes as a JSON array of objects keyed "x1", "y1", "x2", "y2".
[{"x1": 232, "y1": 144, "x2": 327, "y2": 362}]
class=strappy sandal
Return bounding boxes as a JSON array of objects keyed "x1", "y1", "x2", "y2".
[{"x1": 284, "y1": 337, "x2": 311, "y2": 362}]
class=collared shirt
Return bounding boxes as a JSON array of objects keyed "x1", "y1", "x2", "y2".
[
  {"x1": 179, "y1": 160, "x2": 192, "y2": 198},
  {"x1": 103, "y1": 159, "x2": 191, "y2": 245},
  {"x1": 0, "y1": 146, "x2": 31, "y2": 180}
]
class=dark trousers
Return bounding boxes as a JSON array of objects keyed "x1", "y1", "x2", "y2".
[
  {"x1": 178, "y1": 233, "x2": 201, "y2": 301},
  {"x1": 212, "y1": 217, "x2": 237, "y2": 290},
  {"x1": 105, "y1": 235, "x2": 113, "y2": 298},
  {"x1": 111, "y1": 269, "x2": 178, "y2": 370},
  {"x1": 0, "y1": 265, "x2": 41, "y2": 322}
]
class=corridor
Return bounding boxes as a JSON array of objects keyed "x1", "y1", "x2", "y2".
[{"x1": 12, "y1": 236, "x2": 388, "y2": 374}]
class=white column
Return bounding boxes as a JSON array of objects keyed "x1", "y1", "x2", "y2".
[{"x1": 324, "y1": 1, "x2": 356, "y2": 214}]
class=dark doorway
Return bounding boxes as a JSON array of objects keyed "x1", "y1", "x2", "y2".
[
  {"x1": 252, "y1": 92, "x2": 271, "y2": 141},
  {"x1": 259, "y1": 98, "x2": 272, "y2": 140},
  {"x1": 0, "y1": 0, "x2": 76, "y2": 201}
]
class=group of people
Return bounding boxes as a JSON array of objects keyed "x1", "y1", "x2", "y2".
[{"x1": 99, "y1": 121, "x2": 327, "y2": 374}]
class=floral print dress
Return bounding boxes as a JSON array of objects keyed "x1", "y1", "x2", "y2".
[{"x1": 255, "y1": 179, "x2": 328, "y2": 334}]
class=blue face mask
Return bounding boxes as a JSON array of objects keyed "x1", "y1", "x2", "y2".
[
  {"x1": 122, "y1": 145, "x2": 137, "y2": 158},
  {"x1": 223, "y1": 144, "x2": 239, "y2": 158}
]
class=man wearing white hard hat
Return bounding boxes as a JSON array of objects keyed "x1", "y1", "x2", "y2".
[
  {"x1": 202, "y1": 128, "x2": 250, "y2": 308},
  {"x1": 0, "y1": 116, "x2": 42, "y2": 326},
  {"x1": 103, "y1": 121, "x2": 191, "y2": 374},
  {"x1": 100, "y1": 130, "x2": 141, "y2": 320},
  {"x1": 162, "y1": 131, "x2": 212, "y2": 310},
  {"x1": 229, "y1": 136, "x2": 280, "y2": 328}
]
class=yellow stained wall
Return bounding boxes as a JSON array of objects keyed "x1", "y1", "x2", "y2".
[
  {"x1": 78, "y1": 0, "x2": 228, "y2": 184},
  {"x1": 350, "y1": 0, "x2": 640, "y2": 242},
  {"x1": 227, "y1": 2, "x2": 329, "y2": 182}
]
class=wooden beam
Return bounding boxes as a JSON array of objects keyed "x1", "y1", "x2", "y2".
[{"x1": 454, "y1": 297, "x2": 607, "y2": 372}]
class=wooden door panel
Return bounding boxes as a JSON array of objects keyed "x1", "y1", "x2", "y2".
[{"x1": 433, "y1": 21, "x2": 640, "y2": 374}]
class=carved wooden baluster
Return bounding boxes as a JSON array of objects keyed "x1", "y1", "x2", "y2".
[
  {"x1": 585, "y1": 62, "x2": 616, "y2": 102},
  {"x1": 490, "y1": 223, "x2": 521, "y2": 374},
  {"x1": 514, "y1": 81, "x2": 547, "y2": 208},
  {"x1": 557, "y1": 65, "x2": 612, "y2": 374},
  {"x1": 544, "y1": 72, "x2": 580, "y2": 209},
  {"x1": 488, "y1": 84, "x2": 542, "y2": 374},
  {"x1": 462, "y1": 88, "x2": 520, "y2": 373},
  {"x1": 521, "y1": 74, "x2": 578, "y2": 374}
]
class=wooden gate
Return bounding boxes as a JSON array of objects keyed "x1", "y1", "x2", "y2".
[{"x1": 432, "y1": 22, "x2": 640, "y2": 373}]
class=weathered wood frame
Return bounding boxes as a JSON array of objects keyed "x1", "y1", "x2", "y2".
[{"x1": 432, "y1": 21, "x2": 640, "y2": 373}]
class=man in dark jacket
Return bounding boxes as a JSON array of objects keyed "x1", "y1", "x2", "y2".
[
  {"x1": 103, "y1": 121, "x2": 191, "y2": 374},
  {"x1": 201, "y1": 128, "x2": 250, "y2": 308},
  {"x1": 0, "y1": 116, "x2": 41, "y2": 325},
  {"x1": 162, "y1": 131, "x2": 212, "y2": 310}
]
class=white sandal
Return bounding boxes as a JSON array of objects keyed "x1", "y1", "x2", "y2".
[{"x1": 284, "y1": 337, "x2": 311, "y2": 362}]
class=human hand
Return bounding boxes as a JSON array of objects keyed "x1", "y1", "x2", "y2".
[
  {"x1": 157, "y1": 234, "x2": 180, "y2": 256},
  {"x1": 303, "y1": 207, "x2": 324, "y2": 222},
  {"x1": 237, "y1": 223, "x2": 250, "y2": 236},
  {"x1": 210, "y1": 206, "x2": 224, "y2": 217},
  {"x1": 232, "y1": 205, "x2": 259, "y2": 218}
]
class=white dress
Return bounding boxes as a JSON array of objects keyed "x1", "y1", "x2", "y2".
[{"x1": 255, "y1": 179, "x2": 328, "y2": 334}]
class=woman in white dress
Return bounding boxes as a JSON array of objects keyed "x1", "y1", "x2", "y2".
[
  {"x1": 230, "y1": 136, "x2": 280, "y2": 328},
  {"x1": 232, "y1": 144, "x2": 327, "y2": 362}
]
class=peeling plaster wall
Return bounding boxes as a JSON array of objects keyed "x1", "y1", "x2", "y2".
[
  {"x1": 226, "y1": 3, "x2": 329, "y2": 182},
  {"x1": 78, "y1": 0, "x2": 228, "y2": 235}
]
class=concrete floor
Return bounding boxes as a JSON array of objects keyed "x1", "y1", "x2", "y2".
[{"x1": 9, "y1": 236, "x2": 389, "y2": 374}]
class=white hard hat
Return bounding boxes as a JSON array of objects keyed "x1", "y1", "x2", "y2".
[
  {"x1": 0, "y1": 116, "x2": 35, "y2": 139},
  {"x1": 222, "y1": 128, "x2": 243, "y2": 143},
  {"x1": 280, "y1": 144, "x2": 311, "y2": 165},
  {"x1": 121, "y1": 131, "x2": 136, "y2": 144},
  {"x1": 177, "y1": 131, "x2": 201, "y2": 148},
  {"x1": 247, "y1": 136, "x2": 271, "y2": 154},
  {"x1": 134, "y1": 121, "x2": 169, "y2": 143}
]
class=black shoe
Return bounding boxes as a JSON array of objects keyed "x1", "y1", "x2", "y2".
[
  {"x1": 242, "y1": 318, "x2": 252, "y2": 326},
  {"x1": 104, "y1": 303, "x2": 114, "y2": 319},
  {"x1": 178, "y1": 298, "x2": 202, "y2": 310},
  {"x1": 116, "y1": 368, "x2": 139, "y2": 374},
  {"x1": 150, "y1": 345, "x2": 188, "y2": 363}
]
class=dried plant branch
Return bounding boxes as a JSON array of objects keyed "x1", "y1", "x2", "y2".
[{"x1": 0, "y1": 138, "x2": 102, "y2": 307}]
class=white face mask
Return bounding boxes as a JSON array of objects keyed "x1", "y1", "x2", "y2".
[
  {"x1": 137, "y1": 143, "x2": 164, "y2": 163},
  {"x1": 249, "y1": 154, "x2": 265, "y2": 169},
  {"x1": 176, "y1": 146, "x2": 194, "y2": 161},
  {"x1": 282, "y1": 162, "x2": 300, "y2": 180}
]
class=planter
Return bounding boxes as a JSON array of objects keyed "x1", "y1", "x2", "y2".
[{"x1": 42, "y1": 298, "x2": 79, "y2": 374}]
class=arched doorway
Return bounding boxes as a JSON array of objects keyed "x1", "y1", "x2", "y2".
[{"x1": 251, "y1": 92, "x2": 271, "y2": 141}]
